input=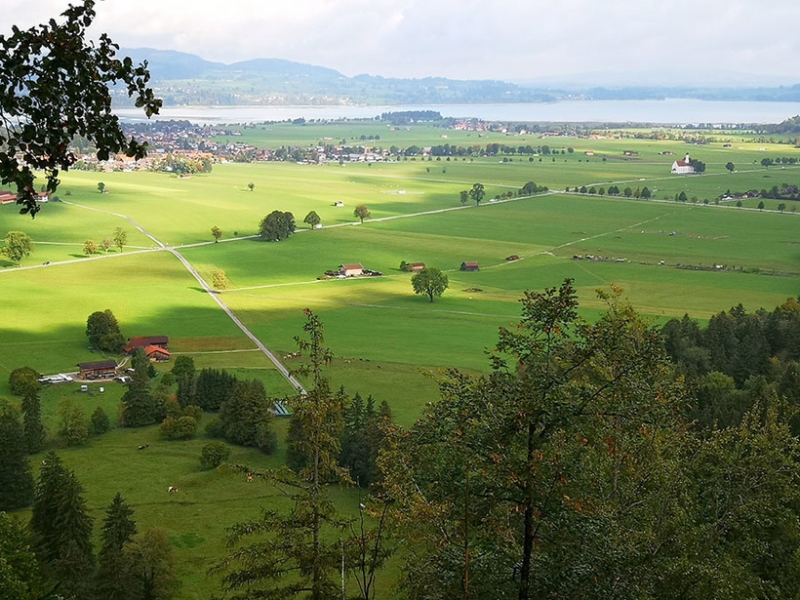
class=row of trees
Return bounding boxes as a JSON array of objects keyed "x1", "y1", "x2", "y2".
[{"x1": 83, "y1": 227, "x2": 128, "y2": 256}]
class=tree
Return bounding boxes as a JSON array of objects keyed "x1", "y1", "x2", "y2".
[
  {"x1": 762, "y1": 157, "x2": 773, "y2": 168},
  {"x1": 30, "y1": 452, "x2": 94, "y2": 598},
  {"x1": 0, "y1": 0, "x2": 161, "y2": 217},
  {"x1": 22, "y1": 392, "x2": 46, "y2": 453},
  {"x1": 9, "y1": 366, "x2": 40, "y2": 397},
  {"x1": 1, "y1": 231, "x2": 33, "y2": 264},
  {"x1": 216, "y1": 309, "x2": 350, "y2": 599},
  {"x1": 459, "y1": 190, "x2": 469, "y2": 204},
  {"x1": 123, "y1": 528, "x2": 178, "y2": 600},
  {"x1": 521, "y1": 181, "x2": 538, "y2": 195},
  {"x1": 97, "y1": 182, "x2": 106, "y2": 193},
  {"x1": 90, "y1": 406, "x2": 110, "y2": 435},
  {"x1": 411, "y1": 267, "x2": 449, "y2": 303},
  {"x1": 101, "y1": 238, "x2": 113, "y2": 252},
  {"x1": 259, "y1": 210, "x2": 295, "y2": 241},
  {"x1": 468, "y1": 182, "x2": 485, "y2": 206},
  {"x1": 678, "y1": 191, "x2": 688, "y2": 203},
  {"x1": 778, "y1": 202, "x2": 787, "y2": 212},
  {"x1": 58, "y1": 399, "x2": 89, "y2": 446},
  {"x1": 641, "y1": 186, "x2": 652, "y2": 199},
  {"x1": 0, "y1": 400, "x2": 34, "y2": 510},
  {"x1": 0, "y1": 512, "x2": 46, "y2": 600},
  {"x1": 726, "y1": 162, "x2": 735, "y2": 173},
  {"x1": 96, "y1": 493, "x2": 138, "y2": 600},
  {"x1": 758, "y1": 200, "x2": 765, "y2": 211},
  {"x1": 303, "y1": 210, "x2": 321, "y2": 229},
  {"x1": 217, "y1": 379, "x2": 275, "y2": 450},
  {"x1": 200, "y1": 441, "x2": 231, "y2": 469},
  {"x1": 382, "y1": 280, "x2": 687, "y2": 600},
  {"x1": 623, "y1": 186, "x2": 633, "y2": 197},
  {"x1": 86, "y1": 309, "x2": 125, "y2": 352},
  {"x1": 212, "y1": 269, "x2": 230, "y2": 291},
  {"x1": 211, "y1": 226, "x2": 222, "y2": 242},
  {"x1": 83, "y1": 239, "x2": 98, "y2": 255},
  {"x1": 354, "y1": 204, "x2": 371, "y2": 223},
  {"x1": 171, "y1": 355, "x2": 196, "y2": 381},
  {"x1": 121, "y1": 349, "x2": 158, "y2": 427},
  {"x1": 247, "y1": 182, "x2": 255, "y2": 192},
  {"x1": 112, "y1": 227, "x2": 127, "y2": 252}
]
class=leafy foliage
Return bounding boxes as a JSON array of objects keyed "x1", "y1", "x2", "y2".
[
  {"x1": 9, "y1": 366, "x2": 40, "y2": 397},
  {"x1": 86, "y1": 309, "x2": 125, "y2": 352},
  {"x1": 0, "y1": 0, "x2": 161, "y2": 216},
  {"x1": 411, "y1": 267, "x2": 449, "y2": 302},
  {"x1": 96, "y1": 492, "x2": 138, "y2": 600},
  {"x1": 200, "y1": 441, "x2": 231, "y2": 469},
  {"x1": 259, "y1": 210, "x2": 295, "y2": 241},
  {"x1": 1, "y1": 231, "x2": 33, "y2": 264}
]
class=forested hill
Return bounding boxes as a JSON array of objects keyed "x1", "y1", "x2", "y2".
[{"x1": 117, "y1": 48, "x2": 800, "y2": 107}]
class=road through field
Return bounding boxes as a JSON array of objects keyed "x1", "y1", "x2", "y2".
[{"x1": 58, "y1": 200, "x2": 308, "y2": 394}]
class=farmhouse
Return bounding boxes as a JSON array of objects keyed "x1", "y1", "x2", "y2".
[
  {"x1": 144, "y1": 345, "x2": 171, "y2": 362},
  {"x1": 461, "y1": 261, "x2": 480, "y2": 272},
  {"x1": 77, "y1": 359, "x2": 117, "y2": 380},
  {"x1": 339, "y1": 264, "x2": 364, "y2": 277},
  {"x1": 671, "y1": 153, "x2": 695, "y2": 175},
  {"x1": 125, "y1": 336, "x2": 169, "y2": 354},
  {"x1": 409, "y1": 262, "x2": 426, "y2": 272},
  {"x1": 0, "y1": 190, "x2": 17, "y2": 204}
]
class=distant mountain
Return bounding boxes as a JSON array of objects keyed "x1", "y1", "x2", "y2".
[{"x1": 116, "y1": 48, "x2": 800, "y2": 108}]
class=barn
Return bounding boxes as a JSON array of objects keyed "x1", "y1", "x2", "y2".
[
  {"x1": 461, "y1": 261, "x2": 480, "y2": 272},
  {"x1": 409, "y1": 262, "x2": 426, "y2": 272},
  {"x1": 339, "y1": 264, "x2": 364, "y2": 277},
  {"x1": 77, "y1": 359, "x2": 117, "y2": 380},
  {"x1": 125, "y1": 336, "x2": 169, "y2": 354},
  {"x1": 144, "y1": 345, "x2": 171, "y2": 362}
]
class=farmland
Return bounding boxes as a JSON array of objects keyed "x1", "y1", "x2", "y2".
[{"x1": 1, "y1": 122, "x2": 798, "y2": 598}]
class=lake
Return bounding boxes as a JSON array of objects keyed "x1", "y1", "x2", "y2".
[{"x1": 115, "y1": 99, "x2": 800, "y2": 125}]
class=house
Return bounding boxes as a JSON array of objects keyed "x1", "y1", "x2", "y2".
[
  {"x1": 461, "y1": 261, "x2": 480, "y2": 272},
  {"x1": 339, "y1": 264, "x2": 364, "y2": 277},
  {"x1": 144, "y1": 345, "x2": 171, "y2": 362},
  {"x1": 0, "y1": 191, "x2": 17, "y2": 204},
  {"x1": 125, "y1": 336, "x2": 169, "y2": 354},
  {"x1": 409, "y1": 262, "x2": 426, "y2": 272},
  {"x1": 671, "y1": 153, "x2": 695, "y2": 175},
  {"x1": 77, "y1": 359, "x2": 117, "y2": 379}
]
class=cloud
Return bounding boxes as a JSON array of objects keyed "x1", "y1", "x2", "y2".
[{"x1": 5, "y1": 0, "x2": 800, "y2": 82}]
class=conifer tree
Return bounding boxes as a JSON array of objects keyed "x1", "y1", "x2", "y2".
[
  {"x1": 121, "y1": 349, "x2": 158, "y2": 427},
  {"x1": 30, "y1": 452, "x2": 94, "y2": 598},
  {"x1": 217, "y1": 309, "x2": 350, "y2": 599},
  {"x1": 21, "y1": 392, "x2": 46, "y2": 453},
  {"x1": 0, "y1": 400, "x2": 34, "y2": 510},
  {"x1": 96, "y1": 492, "x2": 138, "y2": 600}
]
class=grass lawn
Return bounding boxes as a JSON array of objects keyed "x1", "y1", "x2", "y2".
[{"x1": 1, "y1": 123, "x2": 798, "y2": 600}]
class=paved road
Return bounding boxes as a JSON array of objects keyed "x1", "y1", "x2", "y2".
[{"x1": 57, "y1": 201, "x2": 307, "y2": 394}]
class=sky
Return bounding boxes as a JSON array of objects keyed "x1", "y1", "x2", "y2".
[{"x1": 6, "y1": 0, "x2": 800, "y2": 85}]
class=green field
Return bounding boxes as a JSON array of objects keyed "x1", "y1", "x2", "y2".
[{"x1": 1, "y1": 124, "x2": 798, "y2": 599}]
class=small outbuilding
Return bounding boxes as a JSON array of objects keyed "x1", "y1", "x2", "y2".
[
  {"x1": 461, "y1": 261, "x2": 480, "y2": 272},
  {"x1": 339, "y1": 263, "x2": 364, "y2": 277},
  {"x1": 144, "y1": 345, "x2": 171, "y2": 362},
  {"x1": 77, "y1": 359, "x2": 117, "y2": 380},
  {"x1": 409, "y1": 262, "x2": 426, "y2": 272},
  {"x1": 505, "y1": 255, "x2": 519, "y2": 262}
]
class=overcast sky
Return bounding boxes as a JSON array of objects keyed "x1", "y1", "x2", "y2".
[{"x1": 6, "y1": 0, "x2": 800, "y2": 84}]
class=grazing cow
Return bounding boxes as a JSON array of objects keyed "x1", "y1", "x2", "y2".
[
  {"x1": 246, "y1": 473, "x2": 254, "y2": 483},
  {"x1": 168, "y1": 486, "x2": 178, "y2": 493}
]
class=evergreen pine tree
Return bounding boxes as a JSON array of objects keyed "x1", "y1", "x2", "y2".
[
  {"x1": 30, "y1": 452, "x2": 94, "y2": 597},
  {"x1": 0, "y1": 400, "x2": 35, "y2": 510},
  {"x1": 121, "y1": 349, "x2": 158, "y2": 427},
  {"x1": 21, "y1": 392, "x2": 46, "y2": 453},
  {"x1": 96, "y1": 492, "x2": 137, "y2": 600}
]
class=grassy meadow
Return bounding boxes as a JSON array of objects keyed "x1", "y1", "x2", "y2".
[{"x1": 1, "y1": 122, "x2": 798, "y2": 599}]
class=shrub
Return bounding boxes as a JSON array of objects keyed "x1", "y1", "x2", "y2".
[
  {"x1": 160, "y1": 416, "x2": 197, "y2": 440},
  {"x1": 184, "y1": 405, "x2": 203, "y2": 422},
  {"x1": 90, "y1": 407, "x2": 110, "y2": 435},
  {"x1": 256, "y1": 424, "x2": 278, "y2": 455},
  {"x1": 200, "y1": 441, "x2": 231, "y2": 469},
  {"x1": 205, "y1": 417, "x2": 223, "y2": 438},
  {"x1": 9, "y1": 366, "x2": 40, "y2": 397}
]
